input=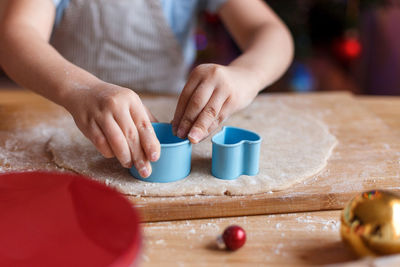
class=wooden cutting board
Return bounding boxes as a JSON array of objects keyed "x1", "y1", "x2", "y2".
[{"x1": 1, "y1": 90, "x2": 399, "y2": 222}]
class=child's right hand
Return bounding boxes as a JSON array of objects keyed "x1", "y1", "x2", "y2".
[{"x1": 62, "y1": 81, "x2": 160, "y2": 178}]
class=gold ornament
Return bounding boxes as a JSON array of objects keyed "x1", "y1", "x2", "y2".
[{"x1": 341, "y1": 190, "x2": 400, "y2": 256}]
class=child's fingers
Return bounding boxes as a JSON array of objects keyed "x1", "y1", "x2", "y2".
[
  {"x1": 130, "y1": 104, "x2": 161, "y2": 163},
  {"x1": 130, "y1": 136, "x2": 152, "y2": 178},
  {"x1": 176, "y1": 81, "x2": 214, "y2": 139},
  {"x1": 77, "y1": 119, "x2": 115, "y2": 158},
  {"x1": 114, "y1": 108, "x2": 152, "y2": 178},
  {"x1": 187, "y1": 91, "x2": 228, "y2": 144},
  {"x1": 171, "y1": 73, "x2": 201, "y2": 134},
  {"x1": 205, "y1": 102, "x2": 231, "y2": 137},
  {"x1": 98, "y1": 114, "x2": 132, "y2": 168},
  {"x1": 87, "y1": 120, "x2": 114, "y2": 158}
]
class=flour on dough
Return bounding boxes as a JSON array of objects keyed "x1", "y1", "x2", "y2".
[{"x1": 47, "y1": 97, "x2": 337, "y2": 196}]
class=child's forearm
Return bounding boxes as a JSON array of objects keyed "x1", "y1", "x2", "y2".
[
  {"x1": 228, "y1": 23, "x2": 294, "y2": 92},
  {"x1": 0, "y1": 25, "x2": 100, "y2": 108},
  {"x1": 220, "y1": 0, "x2": 294, "y2": 94}
]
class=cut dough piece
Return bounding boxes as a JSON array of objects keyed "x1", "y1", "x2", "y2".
[{"x1": 47, "y1": 97, "x2": 337, "y2": 196}]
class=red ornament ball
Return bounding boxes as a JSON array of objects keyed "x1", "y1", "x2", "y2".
[
  {"x1": 333, "y1": 37, "x2": 362, "y2": 61},
  {"x1": 222, "y1": 225, "x2": 246, "y2": 251},
  {"x1": 341, "y1": 38, "x2": 362, "y2": 59}
]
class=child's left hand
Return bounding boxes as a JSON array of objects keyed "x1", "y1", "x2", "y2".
[{"x1": 171, "y1": 63, "x2": 258, "y2": 143}]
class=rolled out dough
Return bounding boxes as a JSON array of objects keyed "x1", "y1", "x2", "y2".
[{"x1": 47, "y1": 97, "x2": 337, "y2": 196}]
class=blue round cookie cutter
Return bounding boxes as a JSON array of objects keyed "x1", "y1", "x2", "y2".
[
  {"x1": 129, "y1": 123, "x2": 192, "y2": 183},
  {"x1": 211, "y1": 126, "x2": 262, "y2": 180}
]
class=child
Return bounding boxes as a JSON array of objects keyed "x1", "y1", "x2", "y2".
[{"x1": 0, "y1": 0, "x2": 293, "y2": 178}]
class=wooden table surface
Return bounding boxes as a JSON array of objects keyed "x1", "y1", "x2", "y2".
[{"x1": 1, "y1": 89, "x2": 399, "y2": 266}]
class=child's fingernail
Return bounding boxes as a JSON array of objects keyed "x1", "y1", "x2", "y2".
[
  {"x1": 172, "y1": 125, "x2": 177, "y2": 135},
  {"x1": 123, "y1": 161, "x2": 132, "y2": 168},
  {"x1": 151, "y1": 152, "x2": 158, "y2": 162},
  {"x1": 188, "y1": 129, "x2": 202, "y2": 143},
  {"x1": 140, "y1": 167, "x2": 150, "y2": 178},
  {"x1": 177, "y1": 128, "x2": 185, "y2": 138}
]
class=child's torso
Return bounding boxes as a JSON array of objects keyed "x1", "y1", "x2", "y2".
[{"x1": 51, "y1": 0, "x2": 227, "y2": 93}]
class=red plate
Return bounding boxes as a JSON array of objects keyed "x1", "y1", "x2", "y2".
[{"x1": 0, "y1": 172, "x2": 141, "y2": 267}]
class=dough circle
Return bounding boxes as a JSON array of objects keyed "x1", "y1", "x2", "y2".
[{"x1": 47, "y1": 97, "x2": 337, "y2": 196}]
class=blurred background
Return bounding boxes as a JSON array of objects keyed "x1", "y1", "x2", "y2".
[
  {"x1": 195, "y1": 0, "x2": 400, "y2": 95},
  {"x1": 1, "y1": 0, "x2": 399, "y2": 95}
]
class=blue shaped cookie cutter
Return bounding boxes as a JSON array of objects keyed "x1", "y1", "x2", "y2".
[
  {"x1": 211, "y1": 126, "x2": 262, "y2": 180},
  {"x1": 129, "y1": 123, "x2": 192, "y2": 183}
]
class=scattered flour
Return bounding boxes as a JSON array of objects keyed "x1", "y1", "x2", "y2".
[
  {"x1": 296, "y1": 215, "x2": 340, "y2": 232},
  {"x1": 155, "y1": 239, "x2": 166, "y2": 245},
  {"x1": 0, "y1": 116, "x2": 70, "y2": 172}
]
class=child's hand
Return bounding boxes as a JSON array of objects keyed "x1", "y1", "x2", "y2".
[
  {"x1": 63, "y1": 82, "x2": 160, "y2": 177},
  {"x1": 171, "y1": 64, "x2": 258, "y2": 143},
  {"x1": 170, "y1": 0, "x2": 295, "y2": 144}
]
